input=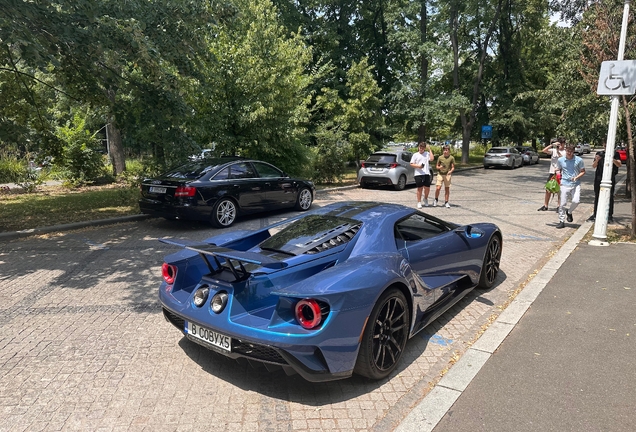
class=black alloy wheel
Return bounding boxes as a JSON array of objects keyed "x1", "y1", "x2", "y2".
[
  {"x1": 394, "y1": 175, "x2": 407, "y2": 191},
  {"x1": 354, "y1": 288, "x2": 410, "y2": 380},
  {"x1": 211, "y1": 198, "x2": 237, "y2": 228},
  {"x1": 478, "y1": 234, "x2": 502, "y2": 288},
  {"x1": 295, "y1": 187, "x2": 313, "y2": 211}
]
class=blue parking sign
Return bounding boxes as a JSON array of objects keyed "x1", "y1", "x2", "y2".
[{"x1": 481, "y1": 125, "x2": 493, "y2": 139}]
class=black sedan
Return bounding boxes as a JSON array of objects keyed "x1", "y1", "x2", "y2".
[{"x1": 139, "y1": 157, "x2": 315, "y2": 227}]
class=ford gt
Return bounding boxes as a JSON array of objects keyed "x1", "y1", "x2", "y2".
[{"x1": 158, "y1": 201, "x2": 502, "y2": 382}]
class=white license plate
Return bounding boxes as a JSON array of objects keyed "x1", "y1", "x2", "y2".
[
  {"x1": 149, "y1": 186, "x2": 167, "y2": 194},
  {"x1": 185, "y1": 321, "x2": 231, "y2": 352},
  {"x1": 370, "y1": 167, "x2": 383, "y2": 171}
]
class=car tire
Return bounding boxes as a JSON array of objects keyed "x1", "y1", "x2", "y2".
[
  {"x1": 211, "y1": 198, "x2": 237, "y2": 228},
  {"x1": 359, "y1": 180, "x2": 367, "y2": 189},
  {"x1": 354, "y1": 288, "x2": 410, "y2": 380},
  {"x1": 394, "y1": 175, "x2": 407, "y2": 191},
  {"x1": 295, "y1": 187, "x2": 313, "y2": 211},
  {"x1": 478, "y1": 234, "x2": 502, "y2": 289}
]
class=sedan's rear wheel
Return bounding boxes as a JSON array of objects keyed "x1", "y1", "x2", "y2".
[
  {"x1": 394, "y1": 175, "x2": 407, "y2": 191},
  {"x1": 295, "y1": 187, "x2": 313, "y2": 211},
  {"x1": 354, "y1": 288, "x2": 410, "y2": 380},
  {"x1": 211, "y1": 198, "x2": 237, "y2": 228},
  {"x1": 478, "y1": 234, "x2": 502, "y2": 288}
]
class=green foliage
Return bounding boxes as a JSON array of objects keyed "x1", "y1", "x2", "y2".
[
  {"x1": 117, "y1": 158, "x2": 165, "y2": 188},
  {"x1": 56, "y1": 115, "x2": 108, "y2": 186},
  {"x1": 0, "y1": 152, "x2": 24, "y2": 183},
  {"x1": 309, "y1": 125, "x2": 350, "y2": 183},
  {"x1": 193, "y1": 0, "x2": 313, "y2": 176}
]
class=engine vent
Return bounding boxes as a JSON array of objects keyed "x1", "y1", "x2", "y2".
[{"x1": 306, "y1": 225, "x2": 360, "y2": 254}]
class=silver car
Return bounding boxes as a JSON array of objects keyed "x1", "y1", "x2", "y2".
[
  {"x1": 483, "y1": 146, "x2": 523, "y2": 169},
  {"x1": 515, "y1": 146, "x2": 540, "y2": 165},
  {"x1": 358, "y1": 151, "x2": 415, "y2": 190}
]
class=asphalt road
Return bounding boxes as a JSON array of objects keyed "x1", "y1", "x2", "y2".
[{"x1": 0, "y1": 154, "x2": 602, "y2": 431}]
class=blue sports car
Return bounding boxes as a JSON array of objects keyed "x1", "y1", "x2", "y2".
[{"x1": 158, "y1": 202, "x2": 502, "y2": 382}]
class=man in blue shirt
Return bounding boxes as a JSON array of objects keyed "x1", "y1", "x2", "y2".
[{"x1": 556, "y1": 144, "x2": 586, "y2": 229}]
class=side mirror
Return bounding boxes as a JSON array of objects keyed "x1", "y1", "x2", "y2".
[{"x1": 454, "y1": 225, "x2": 485, "y2": 239}]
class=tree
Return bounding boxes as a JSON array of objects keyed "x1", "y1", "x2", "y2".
[
  {"x1": 195, "y1": 0, "x2": 313, "y2": 175},
  {"x1": 1, "y1": 0, "x2": 216, "y2": 175},
  {"x1": 447, "y1": 0, "x2": 503, "y2": 163}
]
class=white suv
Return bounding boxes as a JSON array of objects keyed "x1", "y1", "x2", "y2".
[{"x1": 574, "y1": 143, "x2": 591, "y2": 155}]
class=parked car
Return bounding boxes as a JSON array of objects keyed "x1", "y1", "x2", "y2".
[
  {"x1": 139, "y1": 157, "x2": 315, "y2": 228},
  {"x1": 617, "y1": 146, "x2": 627, "y2": 162},
  {"x1": 483, "y1": 147, "x2": 523, "y2": 169},
  {"x1": 189, "y1": 148, "x2": 214, "y2": 161},
  {"x1": 575, "y1": 143, "x2": 591, "y2": 155},
  {"x1": 158, "y1": 201, "x2": 502, "y2": 381},
  {"x1": 358, "y1": 151, "x2": 416, "y2": 190},
  {"x1": 515, "y1": 146, "x2": 540, "y2": 165}
]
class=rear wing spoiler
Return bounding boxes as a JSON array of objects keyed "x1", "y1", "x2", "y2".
[{"x1": 159, "y1": 238, "x2": 287, "y2": 281}]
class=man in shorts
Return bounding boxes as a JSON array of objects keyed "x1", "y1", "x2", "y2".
[
  {"x1": 410, "y1": 141, "x2": 434, "y2": 208},
  {"x1": 434, "y1": 145, "x2": 455, "y2": 208}
]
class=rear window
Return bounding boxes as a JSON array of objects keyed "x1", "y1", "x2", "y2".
[
  {"x1": 367, "y1": 154, "x2": 397, "y2": 164},
  {"x1": 163, "y1": 158, "x2": 233, "y2": 180},
  {"x1": 488, "y1": 148, "x2": 510, "y2": 154},
  {"x1": 260, "y1": 215, "x2": 361, "y2": 255}
]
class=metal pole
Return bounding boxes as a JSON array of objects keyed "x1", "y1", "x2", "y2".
[{"x1": 590, "y1": 0, "x2": 631, "y2": 246}]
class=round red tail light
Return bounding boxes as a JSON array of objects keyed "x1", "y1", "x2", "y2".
[
  {"x1": 295, "y1": 299, "x2": 323, "y2": 329},
  {"x1": 162, "y1": 263, "x2": 177, "y2": 284}
]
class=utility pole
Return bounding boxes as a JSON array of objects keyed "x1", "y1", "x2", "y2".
[{"x1": 590, "y1": 0, "x2": 632, "y2": 246}]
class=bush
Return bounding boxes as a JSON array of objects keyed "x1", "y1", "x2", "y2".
[
  {"x1": 0, "y1": 152, "x2": 24, "y2": 183},
  {"x1": 56, "y1": 115, "x2": 109, "y2": 187},
  {"x1": 117, "y1": 159, "x2": 164, "y2": 188},
  {"x1": 310, "y1": 127, "x2": 350, "y2": 183}
]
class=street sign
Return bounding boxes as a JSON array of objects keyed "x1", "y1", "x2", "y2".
[
  {"x1": 481, "y1": 125, "x2": 493, "y2": 139},
  {"x1": 597, "y1": 60, "x2": 636, "y2": 95}
]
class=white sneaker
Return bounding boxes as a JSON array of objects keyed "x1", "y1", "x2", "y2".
[
  {"x1": 417, "y1": 203, "x2": 422, "y2": 209},
  {"x1": 433, "y1": 199, "x2": 438, "y2": 207},
  {"x1": 445, "y1": 202, "x2": 450, "y2": 208},
  {"x1": 424, "y1": 198, "x2": 429, "y2": 207}
]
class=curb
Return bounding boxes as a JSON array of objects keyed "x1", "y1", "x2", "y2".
[
  {"x1": 0, "y1": 166, "x2": 485, "y2": 242},
  {"x1": 0, "y1": 214, "x2": 151, "y2": 242},
  {"x1": 395, "y1": 219, "x2": 593, "y2": 432},
  {"x1": 395, "y1": 171, "x2": 629, "y2": 432}
]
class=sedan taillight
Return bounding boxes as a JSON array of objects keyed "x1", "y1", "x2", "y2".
[
  {"x1": 175, "y1": 186, "x2": 196, "y2": 197},
  {"x1": 361, "y1": 162, "x2": 367, "y2": 168},
  {"x1": 389, "y1": 163, "x2": 398, "y2": 168},
  {"x1": 162, "y1": 263, "x2": 177, "y2": 284}
]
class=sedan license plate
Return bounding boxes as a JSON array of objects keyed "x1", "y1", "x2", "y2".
[
  {"x1": 185, "y1": 321, "x2": 231, "y2": 352},
  {"x1": 149, "y1": 186, "x2": 167, "y2": 194},
  {"x1": 369, "y1": 167, "x2": 383, "y2": 172}
]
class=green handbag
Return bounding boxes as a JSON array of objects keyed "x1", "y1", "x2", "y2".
[{"x1": 545, "y1": 177, "x2": 560, "y2": 194}]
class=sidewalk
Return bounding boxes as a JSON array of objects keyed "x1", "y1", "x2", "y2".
[{"x1": 397, "y1": 196, "x2": 636, "y2": 431}]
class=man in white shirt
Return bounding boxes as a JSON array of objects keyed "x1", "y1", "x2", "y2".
[{"x1": 410, "y1": 142, "x2": 434, "y2": 208}]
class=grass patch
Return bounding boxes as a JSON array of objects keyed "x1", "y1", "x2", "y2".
[{"x1": 0, "y1": 184, "x2": 140, "y2": 233}]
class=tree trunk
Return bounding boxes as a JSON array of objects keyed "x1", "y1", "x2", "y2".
[
  {"x1": 105, "y1": 88, "x2": 126, "y2": 176},
  {"x1": 107, "y1": 122, "x2": 126, "y2": 176}
]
